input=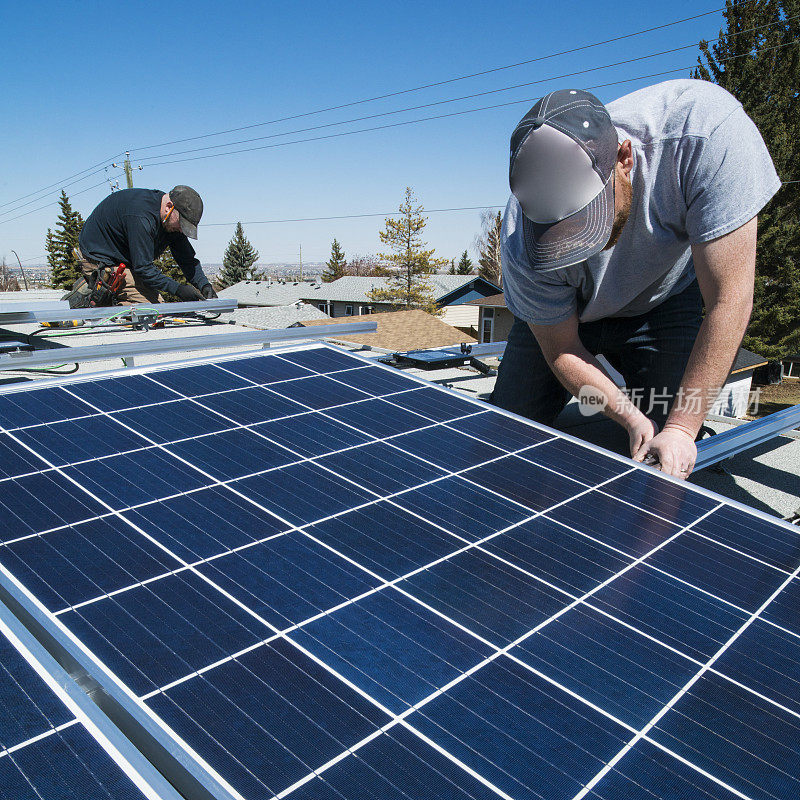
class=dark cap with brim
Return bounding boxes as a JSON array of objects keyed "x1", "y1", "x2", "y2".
[
  {"x1": 509, "y1": 89, "x2": 618, "y2": 270},
  {"x1": 520, "y1": 174, "x2": 614, "y2": 271},
  {"x1": 169, "y1": 185, "x2": 203, "y2": 240}
]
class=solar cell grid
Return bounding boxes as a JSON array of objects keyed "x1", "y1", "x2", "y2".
[
  {"x1": 0, "y1": 622, "x2": 158, "y2": 800},
  {"x1": 0, "y1": 343, "x2": 797, "y2": 800}
]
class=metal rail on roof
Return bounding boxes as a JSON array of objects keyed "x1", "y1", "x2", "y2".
[
  {"x1": 0, "y1": 321, "x2": 378, "y2": 371},
  {"x1": 694, "y1": 403, "x2": 800, "y2": 470},
  {"x1": 0, "y1": 298, "x2": 238, "y2": 325}
]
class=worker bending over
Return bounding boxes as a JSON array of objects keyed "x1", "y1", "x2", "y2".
[
  {"x1": 76, "y1": 186, "x2": 218, "y2": 305},
  {"x1": 491, "y1": 81, "x2": 779, "y2": 478}
]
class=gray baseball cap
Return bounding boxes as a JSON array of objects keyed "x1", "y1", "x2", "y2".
[
  {"x1": 509, "y1": 89, "x2": 619, "y2": 270},
  {"x1": 169, "y1": 185, "x2": 203, "y2": 239}
]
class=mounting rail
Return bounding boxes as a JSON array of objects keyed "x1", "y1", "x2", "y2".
[
  {"x1": 0, "y1": 321, "x2": 378, "y2": 371},
  {"x1": 0, "y1": 298, "x2": 237, "y2": 325},
  {"x1": 694, "y1": 403, "x2": 800, "y2": 470}
]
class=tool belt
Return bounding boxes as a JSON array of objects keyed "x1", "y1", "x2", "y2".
[{"x1": 61, "y1": 258, "x2": 126, "y2": 309}]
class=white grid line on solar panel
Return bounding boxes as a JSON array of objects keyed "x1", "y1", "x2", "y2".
[
  {"x1": 0, "y1": 423, "x2": 698, "y2": 800},
  {"x1": 27, "y1": 430, "x2": 794, "y2": 658},
  {"x1": 0, "y1": 411, "x2": 549, "y2": 553},
  {"x1": 269, "y1": 502, "x2": 763, "y2": 800},
  {"x1": 0, "y1": 476, "x2": 768, "y2": 800},
  {"x1": 537, "y1": 512, "x2": 800, "y2": 644},
  {"x1": 0, "y1": 376, "x2": 435, "y2": 481},
  {"x1": 0, "y1": 388, "x2": 474, "y2": 490},
  {"x1": 0, "y1": 359, "x2": 373, "y2": 433},
  {"x1": 570, "y1": 551, "x2": 800, "y2": 800},
  {"x1": 9, "y1": 366, "x2": 800, "y2": 696},
  {"x1": 4, "y1": 354, "x2": 792, "y2": 796},
  {"x1": 9, "y1": 360, "x2": 800, "y2": 736},
  {"x1": 13, "y1": 419, "x2": 769, "y2": 800},
  {"x1": 0, "y1": 618, "x2": 165, "y2": 800}
]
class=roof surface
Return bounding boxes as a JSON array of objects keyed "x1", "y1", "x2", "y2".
[
  {"x1": 299, "y1": 275, "x2": 498, "y2": 304},
  {"x1": 465, "y1": 292, "x2": 507, "y2": 307},
  {"x1": 299, "y1": 309, "x2": 476, "y2": 350},
  {"x1": 220, "y1": 303, "x2": 330, "y2": 329},
  {"x1": 217, "y1": 280, "x2": 322, "y2": 306}
]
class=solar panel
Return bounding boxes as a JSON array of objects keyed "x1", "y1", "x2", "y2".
[
  {"x1": 0, "y1": 607, "x2": 176, "y2": 800},
  {"x1": 0, "y1": 342, "x2": 798, "y2": 800}
]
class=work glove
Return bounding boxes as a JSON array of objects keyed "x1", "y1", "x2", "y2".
[
  {"x1": 174, "y1": 283, "x2": 204, "y2": 302},
  {"x1": 201, "y1": 283, "x2": 218, "y2": 299}
]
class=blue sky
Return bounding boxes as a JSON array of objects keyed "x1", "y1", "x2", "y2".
[{"x1": 0, "y1": 1, "x2": 726, "y2": 268}]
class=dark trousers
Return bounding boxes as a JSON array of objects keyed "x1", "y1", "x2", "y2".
[{"x1": 490, "y1": 280, "x2": 704, "y2": 430}]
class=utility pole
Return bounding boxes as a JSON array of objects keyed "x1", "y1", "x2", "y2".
[
  {"x1": 9, "y1": 250, "x2": 29, "y2": 290},
  {"x1": 299, "y1": 244, "x2": 303, "y2": 281},
  {"x1": 112, "y1": 151, "x2": 142, "y2": 189}
]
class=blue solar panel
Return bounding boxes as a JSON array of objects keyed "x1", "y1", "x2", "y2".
[
  {"x1": 0, "y1": 629, "x2": 150, "y2": 799},
  {"x1": 0, "y1": 342, "x2": 797, "y2": 800}
]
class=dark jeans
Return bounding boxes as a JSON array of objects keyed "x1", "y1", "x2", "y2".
[{"x1": 490, "y1": 280, "x2": 704, "y2": 430}]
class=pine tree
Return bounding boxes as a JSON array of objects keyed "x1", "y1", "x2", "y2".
[
  {"x1": 218, "y1": 222, "x2": 260, "y2": 288},
  {"x1": 475, "y1": 210, "x2": 503, "y2": 286},
  {"x1": 695, "y1": 0, "x2": 800, "y2": 357},
  {"x1": 455, "y1": 250, "x2": 474, "y2": 275},
  {"x1": 367, "y1": 187, "x2": 447, "y2": 313},
  {"x1": 45, "y1": 228, "x2": 58, "y2": 278},
  {"x1": 154, "y1": 249, "x2": 186, "y2": 302},
  {"x1": 48, "y1": 190, "x2": 85, "y2": 289},
  {"x1": 322, "y1": 238, "x2": 347, "y2": 282}
]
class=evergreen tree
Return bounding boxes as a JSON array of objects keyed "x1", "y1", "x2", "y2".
[
  {"x1": 695, "y1": 0, "x2": 800, "y2": 357},
  {"x1": 322, "y1": 238, "x2": 347, "y2": 282},
  {"x1": 475, "y1": 210, "x2": 503, "y2": 286},
  {"x1": 154, "y1": 249, "x2": 186, "y2": 302},
  {"x1": 45, "y1": 228, "x2": 58, "y2": 278},
  {"x1": 455, "y1": 250, "x2": 474, "y2": 275},
  {"x1": 367, "y1": 187, "x2": 447, "y2": 313},
  {"x1": 218, "y1": 222, "x2": 260, "y2": 288},
  {"x1": 48, "y1": 190, "x2": 84, "y2": 289}
]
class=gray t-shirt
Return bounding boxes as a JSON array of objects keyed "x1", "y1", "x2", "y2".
[{"x1": 501, "y1": 79, "x2": 781, "y2": 325}]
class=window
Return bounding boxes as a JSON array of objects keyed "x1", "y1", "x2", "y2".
[
  {"x1": 345, "y1": 305, "x2": 353, "y2": 316},
  {"x1": 360, "y1": 306, "x2": 372, "y2": 315},
  {"x1": 318, "y1": 302, "x2": 330, "y2": 314},
  {"x1": 481, "y1": 307, "x2": 494, "y2": 343}
]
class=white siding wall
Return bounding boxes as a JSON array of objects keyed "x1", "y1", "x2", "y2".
[
  {"x1": 711, "y1": 375, "x2": 754, "y2": 418},
  {"x1": 441, "y1": 305, "x2": 479, "y2": 328}
]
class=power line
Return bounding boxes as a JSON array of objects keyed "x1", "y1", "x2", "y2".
[
  {"x1": 0, "y1": 154, "x2": 125, "y2": 213},
  {"x1": 0, "y1": 174, "x2": 125, "y2": 228},
  {"x1": 130, "y1": 7, "x2": 726, "y2": 156},
  {"x1": 134, "y1": 36, "x2": 800, "y2": 171},
  {"x1": 136, "y1": 39, "x2": 711, "y2": 164},
  {"x1": 136, "y1": 10, "x2": 796, "y2": 167},
  {"x1": 203, "y1": 206, "x2": 506, "y2": 227}
]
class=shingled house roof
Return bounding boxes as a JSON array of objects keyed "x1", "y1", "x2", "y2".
[
  {"x1": 297, "y1": 309, "x2": 477, "y2": 350},
  {"x1": 299, "y1": 275, "x2": 500, "y2": 305}
]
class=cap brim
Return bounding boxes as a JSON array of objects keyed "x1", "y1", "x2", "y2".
[
  {"x1": 520, "y1": 176, "x2": 614, "y2": 270},
  {"x1": 179, "y1": 216, "x2": 198, "y2": 240}
]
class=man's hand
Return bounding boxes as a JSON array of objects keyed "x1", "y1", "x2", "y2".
[
  {"x1": 633, "y1": 424, "x2": 697, "y2": 479},
  {"x1": 201, "y1": 283, "x2": 218, "y2": 299},
  {"x1": 627, "y1": 415, "x2": 659, "y2": 460},
  {"x1": 175, "y1": 283, "x2": 204, "y2": 302}
]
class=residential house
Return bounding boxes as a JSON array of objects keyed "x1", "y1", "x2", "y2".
[
  {"x1": 298, "y1": 275, "x2": 500, "y2": 333},
  {"x1": 465, "y1": 293, "x2": 514, "y2": 344}
]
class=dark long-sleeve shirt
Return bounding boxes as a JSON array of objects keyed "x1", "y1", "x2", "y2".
[{"x1": 78, "y1": 188, "x2": 209, "y2": 294}]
